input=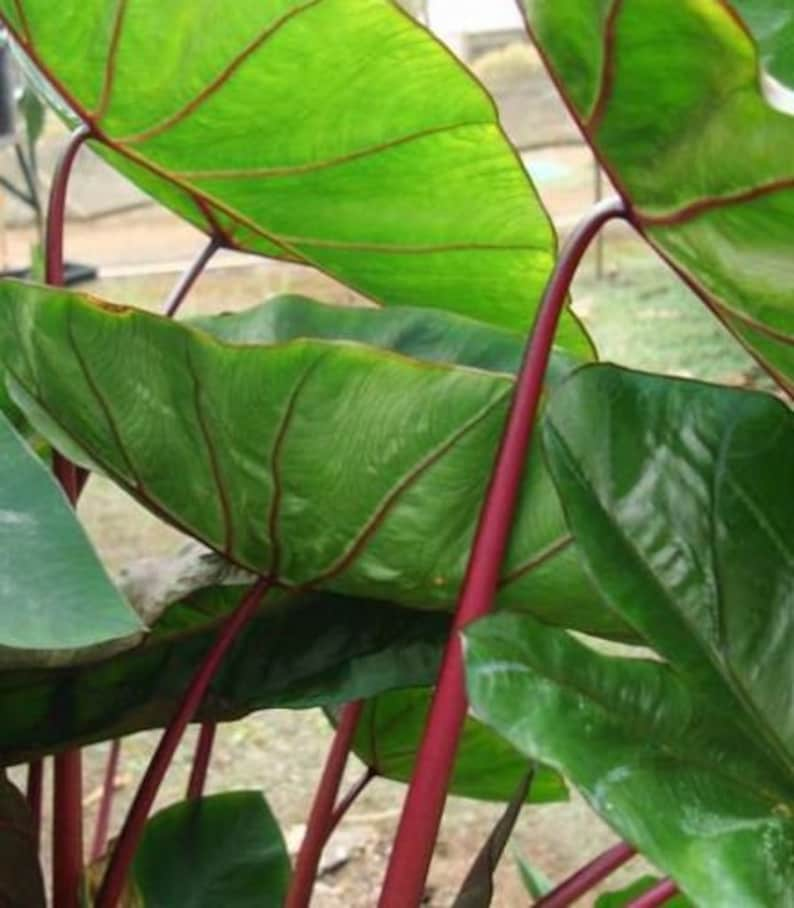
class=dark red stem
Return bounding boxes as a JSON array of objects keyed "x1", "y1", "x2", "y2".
[
  {"x1": 25, "y1": 759, "x2": 43, "y2": 844},
  {"x1": 163, "y1": 238, "x2": 220, "y2": 317},
  {"x1": 326, "y1": 766, "x2": 376, "y2": 839},
  {"x1": 91, "y1": 739, "x2": 122, "y2": 862},
  {"x1": 285, "y1": 700, "x2": 365, "y2": 908},
  {"x1": 95, "y1": 577, "x2": 272, "y2": 907},
  {"x1": 47, "y1": 124, "x2": 92, "y2": 908},
  {"x1": 186, "y1": 722, "x2": 217, "y2": 800},
  {"x1": 52, "y1": 750, "x2": 84, "y2": 908},
  {"x1": 627, "y1": 878, "x2": 680, "y2": 908},
  {"x1": 533, "y1": 842, "x2": 637, "y2": 908},
  {"x1": 378, "y1": 197, "x2": 628, "y2": 908},
  {"x1": 45, "y1": 125, "x2": 91, "y2": 286}
]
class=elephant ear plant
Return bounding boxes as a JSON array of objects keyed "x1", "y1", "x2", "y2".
[{"x1": 0, "y1": 1, "x2": 790, "y2": 906}]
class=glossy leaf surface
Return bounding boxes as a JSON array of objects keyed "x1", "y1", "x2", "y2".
[
  {"x1": 465, "y1": 613, "x2": 794, "y2": 907},
  {"x1": 520, "y1": 0, "x2": 794, "y2": 389},
  {"x1": 543, "y1": 365, "x2": 794, "y2": 776},
  {"x1": 0, "y1": 772, "x2": 45, "y2": 908},
  {"x1": 0, "y1": 588, "x2": 449, "y2": 765},
  {"x1": 132, "y1": 791, "x2": 289, "y2": 907},
  {"x1": 0, "y1": 282, "x2": 626, "y2": 639},
  {"x1": 0, "y1": 408, "x2": 141, "y2": 656},
  {"x1": 340, "y1": 687, "x2": 567, "y2": 803},
  {"x1": 0, "y1": 0, "x2": 591, "y2": 349}
]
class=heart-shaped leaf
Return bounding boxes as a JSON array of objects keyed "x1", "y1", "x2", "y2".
[
  {"x1": 0, "y1": 407, "x2": 141, "y2": 658},
  {"x1": 519, "y1": 0, "x2": 794, "y2": 390},
  {"x1": 0, "y1": 0, "x2": 591, "y2": 351},
  {"x1": 0, "y1": 587, "x2": 450, "y2": 765},
  {"x1": 131, "y1": 791, "x2": 289, "y2": 907},
  {"x1": 465, "y1": 612, "x2": 794, "y2": 907},
  {"x1": 333, "y1": 687, "x2": 567, "y2": 803},
  {"x1": 0, "y1": 282, "x2": 627, "y2": 640},
  {"x1": 543, "y1": 365, "x2": 794, "y2": 776}
]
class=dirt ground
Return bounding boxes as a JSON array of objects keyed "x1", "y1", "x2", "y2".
[{"x1": 2, "y1": 84, "x2": 756, "y2": 905}]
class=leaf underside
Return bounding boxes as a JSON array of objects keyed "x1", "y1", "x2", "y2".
[
  {"x1": 520, "y1": 0, "x2": 794, "y2": 391},
  {"x1": 0, "y1": 283, "x2": 628, "y2": 640},
  {"x1": 0, "y1": 0, "x2": 592, "y2": 353}
]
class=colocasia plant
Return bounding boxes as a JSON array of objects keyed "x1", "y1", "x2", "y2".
[{"x1": 0, "y1": 1, "x2": 790, "y2": 906}]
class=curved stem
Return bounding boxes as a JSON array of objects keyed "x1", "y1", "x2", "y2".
[
  {"x1": 285, "y1": 701, "x2": 365, "y2": 908},
  {"x1": 533, "y1": 842, "x2": 636, "y2": 908},
  {"x1": 326, "y1": 766, "x2": 376, "y2": 839},
  {"x1": 45, "y1": 125, "x2": 91, "y2": 286},
  {"x1": 378, "y1": 198, "x2": 629, "y2": 908},
  {"x1": 91, "y1": 739, "x2": 122, "y2": 862},
  {"x1": 46, "y1": 124, "x2": 92, "y2": 908},
  {"x1": 186, "y1": 722, "x2": 217, "y2": 800},
  {"x1": 627, "y1": 878, "x2": 679, "y2": 908},
  {"x1": 163, "y1": 237, "x2": 220, "y2": 317},
  {"x1": 95, "y1": 577, "x2": 272, "y2": 908}
]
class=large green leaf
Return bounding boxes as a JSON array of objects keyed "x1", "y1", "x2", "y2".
[
  {"x1": 132, "y1": 791, "x2": 289, "y2": 907},
  {"x1": 336, "y1": 687, "x2": 567, "y2": 803},
  {"x1": 0, "y1": 407, "x2": 141, "y2": 658},
  {"x1": 0, "y1": 772, "x2": 45, "y2": 908},
  {"x1": 519, "y1": 0, "x2": 794, "y2": 390},
  {"x1": 0, "y1": 587, "x2": 450, "y2": 765},
  {"x1": 543, "y1": 365, "x2": 794, "y2": 776},
  {"x1": 0, "y1": 0, "x2": 590, "y2": 350},
  {"x1": 464, "y1": 613, "x2": 794, "y2": 907},
  {"x1": 189, "y1": 295, "x2": 586, "y2": 383},
  {"x1": 0, "y1": 282, "x2": 627, "y2": 639}
]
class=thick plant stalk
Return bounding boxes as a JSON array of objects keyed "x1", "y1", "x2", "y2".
[
  {"x1": 163, "y1": 237, "x2": 220, "y2": 317},
  {"x1": 52, "y1": 750, "x2": 85, "y2": 908},
  {"x1": 532, "y1": 842, "x2": 636, "y2": 908},
  {"x1": 186, "y1": 722, "x2": 217, "y2": 800},
  {"x1": 91, "y1": 740, "x2": 122, "y2": 862},
  {"x1": 627, "y1": 878, "x2": 679, "y2": 908},
  {"x1": 379, "y1": 197, "x2": 629, "y2": 908},
  {"x1": 95, "y1": 577, "x2": 272, "y2": 907},
  {"x1": 285, "y1": 700, "x2": 365, "y2": 908},
  {"x1": 47, "y1": 125, "x2": 91, "y2": 908}
]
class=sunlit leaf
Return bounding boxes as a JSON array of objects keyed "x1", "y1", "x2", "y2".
[
  {"x1": 0, "y1": 0, "x2": 592, "y2": 351},
  {"x1": 519, "y1": 0, "x2": 794, "y2": 390},
  {"x1": 0, "y1": 283, "x2": 626, "y2": 639}
]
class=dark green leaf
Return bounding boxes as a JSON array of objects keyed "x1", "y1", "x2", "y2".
[
  {"x1": 465, "y1": 613, "x2": 794, "y2": 907},
  {"x1": 519, "y1": 0, "x2": 794, "y2": 389},
  {"x1": 0, "y1": 283, "x2": 626, "y2": 640},
  {"x1": 340, "y1": 687, "x2": 567, "y2": 804},
  {"x1": 543, "y1": 365, "x2": 794, "y2": 776},
  {"x1": 132, "y1": 791, "x2": 289, "y2": 907},
  {"x1": 0, "y1": 408, "x2": 141, "y2": 658},
  {"x1": 0, "y1": 0, "x2": 591, "y2": 350},
  {"x1": 0, "y1": 771, "x2": 45, "y2": 908},
  {"x1": 0, "y1": 588, "x2": 449, "y2": 765}
]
